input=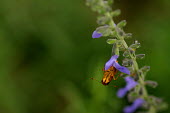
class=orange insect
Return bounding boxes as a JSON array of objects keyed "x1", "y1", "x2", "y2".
[
  {"x1": 101, "y1": 66, "x2": 118, "y2": 85},
  {"x1": 91, "y1": 66, "x2": 119, "y2": 87}
]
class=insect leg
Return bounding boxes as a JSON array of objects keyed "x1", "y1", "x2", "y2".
[{"x1": 113, "y1": 74, "x2": 120, "y2": 80}]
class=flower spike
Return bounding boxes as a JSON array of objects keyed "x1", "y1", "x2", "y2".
[{"x1": 87, "y1": 0, "x2": 166, "y2": 112}]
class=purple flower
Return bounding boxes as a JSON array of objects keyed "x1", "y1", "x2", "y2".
[
  {"x1": 117, "y1": 87, "x2": 128, "y2": 98},
  {"x1": 105, "y1": 55, "x2": 130, "y2": 75},
  {"x1": 117, "y1": 76, "x2": 138, "y2": 98},
  {"x1": 92, "y1": 31, "x2": 103, "y2": 38},
  {"x1": 123, "y1": 98, "x2": 145, "y2": 113},
  {"x1": 125, "y1": 77, "x2": 138, "y2": 90}
]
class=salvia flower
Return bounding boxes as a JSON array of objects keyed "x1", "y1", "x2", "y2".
[
  {"x1": 92, "y1": 31, "x2": 103, "y2": 38},
  {"x1": 105, "y1": 55, "x2": 130, "y2": 75},
  {"x1": 123, "y1": 98, "x2": 145, "y2": 113},
  {"x1": 117, "y1": 76, "x2": 138, "y2": 98}
]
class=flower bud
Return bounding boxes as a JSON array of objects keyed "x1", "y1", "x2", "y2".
[
  {"x1": 148, "y1": 96, "x2": 168, "y2": 111},
  {"x1": 117, "y1": 20, "x2": 127, "y2": 28},
  {"x1": 129, "y1": 48, "x2": 135, "y2": 54},
  {"x1": 115, "y1": 41, "x2": 124, "y2": 51},
  {"x1": 123, "y1": 48, "x2": 135, "y2": 57},
  {"x1": 149, "y1": 96, "x2": 162, "y2": 104},
  {"x1": 145, "y1": 80, "x2": 158, "y2": 88},
  {"x1": 115, "y1": 27, "x2": 124, "y2": 37},
  {"x1": 123, "y1": 50, "x2": 129, "y2": 57},
  {"x1": 106, "y1": 39, "x2": 117, "y2": 44},
  {"x1": 97, "y1": 16, "x2": 109, "y2": 25},
  {"x1": 140, "y1": 66, "x2": 150, "y2": 73},
  {"x1": 111, "y1": 9, "x2": 121, "y2": 17},
  {"x1": 124, "y1": 33, "x2": 132, "y2": 39},
  {"x1": 122, "y1": 58, "x2": 133, "y2": 66},
  {"x1": 103, "y1": 4, "x2": 112, "y2": 12},
  {"x1": 130, "y1": 43, "x2": 141, "y2": 50},
  {"x1": 96, "y1": 25, "x2": 112, "y2": 37},
  {"x1": 136, "y1": 54, "x2": 145, "y2": 59}
]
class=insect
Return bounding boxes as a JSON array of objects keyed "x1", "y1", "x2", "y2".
[
  {"x1": 91, "y1": 66, "x2": 119, "y2": 87},
  {"x1": 101, "y1": 66, "x2": 118, "y2": 85}
]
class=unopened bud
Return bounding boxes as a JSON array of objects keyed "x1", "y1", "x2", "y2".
[
  {"x1": 111, "y1": 9, "x2": 121, "y2": 17},
  {"x1": 96, "y1": 25, "x2": 112, "y2": 37},
  {"x1": 117, "y1": 20, "x2": 127, "y2": 28},
  {"x1": 124, "y1": 33, "x2": 132, "y2": 39},
  {"x1": 122, "y1": 58, "x2": 133, "y2": 66},
  {"x1": 130, "y1": 43, "x2": 141, "y2": 49},
  {"x1": 106, "y1": 39, "x2": 117, "y2": 44},
  {"x1": 136, "y1": 54, "x2": 145, "y2": 59},
  {"x1": 123, "y1": 50, "x2": 129, "y2": 57},
  {"x1": 145, "y1": 80, "x2": 158, "y2": 88},
  {"x1": 140, "y1": 66, "x2": 150, "y2": 73}
]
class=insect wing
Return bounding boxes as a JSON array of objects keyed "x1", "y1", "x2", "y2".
[{"x1": 101, "y1": 66, "x2": 116, "y2": 85}]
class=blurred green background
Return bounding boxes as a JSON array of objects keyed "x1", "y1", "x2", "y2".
[{"x1": 0, "y1": 0, "x2": 169, "y2": 113}]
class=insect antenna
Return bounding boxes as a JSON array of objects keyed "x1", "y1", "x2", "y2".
[
  {"x1": 90, "y1": 77, "x2": 101, "y2": 84},
  {"x1": 90, "y1": 77, "x2": 118, "y2": 88},
  {"x1": 108, "y1": 85, "x2": 118, "y2": 88}
]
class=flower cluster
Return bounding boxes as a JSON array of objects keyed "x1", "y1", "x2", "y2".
[{"x1": 86, "y1": 0, "x2": 167, "y2": 113}]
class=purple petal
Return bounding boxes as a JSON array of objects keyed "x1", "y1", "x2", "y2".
[
  {"x1": 113, "y1": 62, "x2": 130, "y2": 75},
  {"x1": 117, "y1": 88, "x2": 128, "y2": 98},
  {"x1": 125, "y1": 81, "x2": 138, "y2": 90},
  {"x1": 123, "y1": 98, "x2": 144, "y2": 113},
  {"x1": 123, "y1": 106, "x2": 135, "y2": 113},
  {"x1": 133, "y1": 98, "x2": 145, "y2": 108},
  {"x1": 125, "y1": 76, "x2": 138, "y2": 90},
  {"x1": 92, "y1": 31, "x2": 103, "y2": 38},
  {"x1": 125, "y1": 76, "x2": 134, "y2": 83},
  {"x1": 104, "y1": 55, "x2": 119, "y2": 70},
  {"x1": 117, "y1": 77, "x2": 137, "y2": 98}
]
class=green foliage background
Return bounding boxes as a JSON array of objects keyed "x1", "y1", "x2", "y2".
[{"x1": 0, "y1": 0, "x2": 169, "y2": 113}]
